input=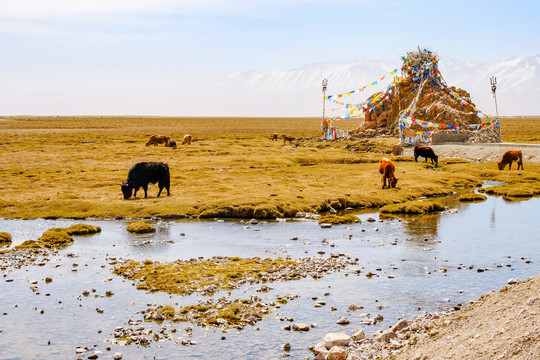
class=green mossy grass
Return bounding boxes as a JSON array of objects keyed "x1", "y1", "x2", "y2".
[
  {"x1": 458, "y1": 193, "x2": 487, "y2": 202},
  {"x1": 126, "y1": 221, "x2": 156, "y2": 233},
  {"x1": 0, "y1": 232, "x2": 12, "y2": 246},
  {"x1": 380, "y1": 200, "x2": 445, "y2": 214},
  {"x1": 113, "y1": 257, "x2": 298, "y2": 295},
  {"x1": 318, "y1": 214, "x2": 360, "y2": 225},
  {"x1": 38, "y1": 228, "x2": 74, "y2": 248},
  {"x1": 65, "y1": 224, "x2": 101, "y2": 235},
  {"x1": 12, "y1": 224, "x2": 100, "y2": 250},
  {"x1": 479, "y1": 183, "x2": 540, "y2": 198}
]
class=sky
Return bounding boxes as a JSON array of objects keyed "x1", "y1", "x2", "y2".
[{"x1": 1, "y1": 0, "x2": 539, "y2": 116}]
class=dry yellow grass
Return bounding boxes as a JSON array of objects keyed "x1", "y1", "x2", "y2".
[
  {"x1": 0, "y1": 116, "x2": 538, "y2": 219},
  {"x1": 499, "y1": 117, "x2": 540, "y2": 143}
]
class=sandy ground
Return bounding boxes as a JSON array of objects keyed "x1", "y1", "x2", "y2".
[
  {"x1": 403, "y1": 143, "x2": 540, "y2": 163},
  {"x1": 388, "y1": 275, "x2": 540, "y2": 360}
]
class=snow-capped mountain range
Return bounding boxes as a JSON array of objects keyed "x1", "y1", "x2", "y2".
[{"x1": 208, "y1": 54, "x2": 539, "y2": 117}]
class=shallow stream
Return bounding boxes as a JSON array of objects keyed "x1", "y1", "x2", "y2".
[{"x1": 1, "y1": 195, "x2": 539, "y2": 359}]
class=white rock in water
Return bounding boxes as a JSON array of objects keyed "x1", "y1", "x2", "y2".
[
  {"x1": 250, "y1": 219, "x2": 259, "y2": 225},
  {"x1": 366, "y1": 216, "x2": 376, "y2": 222},
  {"x1": 113, "y1": 353, "x2": 123, "y2": 360},
  {"x1": 352, "y1": 329, "x2": 365, "y2": 341},
  {"x1": 320, "y1": 223, "x2": 332, "y2": 228},
  {"x1": 508, "y1": 278, "x2": 519, "y2": 285},
  {"x1": 322, "y1": 333, "x2": 351, "y2": 349}
]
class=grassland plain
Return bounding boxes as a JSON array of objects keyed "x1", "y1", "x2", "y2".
[{"x1": 0, "y1": 116, "x2": 539, "y2": 219}]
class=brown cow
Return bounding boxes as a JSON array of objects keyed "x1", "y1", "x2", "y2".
[
  {"x1": 378, "y1": 158, "x2": 398, "y2": 189},
  {"x1": 182, "y1": 134, "x2": 192, "y2": 145},
  {"x1": 498, "y1": 150, "x2": 523, "y2": 170},
  {"x1": 282, "y1": 135, "x2": 295, "y2": 145},
  {"x1": 271, "y1": 133, "x2": 278, "y2": 141},
  {"x1": 146, "y1": 135, "x2": 170, "y2": 147}
]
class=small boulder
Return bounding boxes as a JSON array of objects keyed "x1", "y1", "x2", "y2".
[
  {"x1": 292, "y1": 323, "x2": 310, "y2": 332},
  {"x1": 322, "y1": 333, "x2": 351, "y2": 349},
  {"x1": 376, "y1": 329, "x2": 397, "y2": 342},
  {"x1": 352, "y1": 329, "x2": 365, "y2": 341},
  {"x1": 326, "y1": 345, "x2": 348, "y2": 360},
  {"x1": 336, "y1": 317, "x2": 351, "y2": 325}
]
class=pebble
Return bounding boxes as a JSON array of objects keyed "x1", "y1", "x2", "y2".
[{"x1": 292, "y1": 323, "x2": 310, "y2": 332}]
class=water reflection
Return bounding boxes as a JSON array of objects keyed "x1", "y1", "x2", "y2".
[{"x1": 382, "y1": 212, "x2": 441, "y2": 240}]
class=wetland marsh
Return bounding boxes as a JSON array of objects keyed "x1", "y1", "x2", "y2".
[{"x1": 1, "y1": 116, "x2": 539, "y2": 359}]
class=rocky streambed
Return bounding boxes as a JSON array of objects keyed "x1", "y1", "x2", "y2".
[{"x1": 0, "y1": 196, "x2": 539, "y2": 359}]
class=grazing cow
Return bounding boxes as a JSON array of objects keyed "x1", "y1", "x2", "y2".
[
  {"x1": 282, "y1": 135, "x2": 295, "y2": 145},
  {"x1": 414, "y1": 145, "x2": 438, "y2": 166},
  {"x1": 121, "y1": 162, "x2": 170, "y2": 200},
  {"x1": 378, "y1": 158, "x2": 398, "y2": 189},
  {"x1": 182, "y1": 134, "x2": 192, "y2": 145},
  {"x1": 498, "y1": 150, "x2": 523, "y2": 170},
  {"x1": 146, "y1": 135, "x2": 170, "y2": 147},
  {"x1": 271, "y1": 133, "x2": 278, "y2": 141},
  {"x1": 169, "y1": 140, "x2": 177, "y2": 149}
]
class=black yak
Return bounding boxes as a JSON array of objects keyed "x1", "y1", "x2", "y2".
[
  {"x1": 121, "y1": 162, "x2": 170, "y2": 200},
  {"x1": 414, "y1": 145, "x2": 438, "y2": 166}
]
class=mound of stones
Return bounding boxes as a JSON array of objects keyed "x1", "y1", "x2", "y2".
[
  {"x1": 360, "y1": 49, "x2": 482, "y2": 136},
  {"x1": 310, "y1": 310, "x2": 456, "y2": 360}
]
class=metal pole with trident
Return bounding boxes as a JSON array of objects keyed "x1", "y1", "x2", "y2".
[
  {"x1": 490, "y1": 76, "x2": 499, "y2": 117},
  {"x1": 322, "y1": 78, "x2": 328, "y2": 138},
  {"x1": 490, "y1": 76, "x2": 500, "y2": 135}
]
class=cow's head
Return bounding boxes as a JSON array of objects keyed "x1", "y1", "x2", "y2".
[
  {"x1": 121, "y1": 182, "x2": 133, "y2": 199},
  {"x1": 391, "y1": 177, "x2": 398, "y2": 188}
]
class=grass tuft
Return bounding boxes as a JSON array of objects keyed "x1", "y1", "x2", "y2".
[
  {"x1": 0, "y1": 232, "x2": 12, "y2": 245},
  {"x1": 318, "y1": 214, "x2": 360, "y2": 225},
  {"x1": 458, "y1": 193, "x2": 487, "y2": 202},
  {"x1": 126, "y1": 221, "x2": 156, "y2": 233},
  {"x1": 380, "y1": 200, "x2": 445, "y2": 214}
]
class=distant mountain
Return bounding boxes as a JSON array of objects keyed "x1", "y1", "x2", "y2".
[{"x1": 209, "y1": 54, "x2": 539, "y2": 117}]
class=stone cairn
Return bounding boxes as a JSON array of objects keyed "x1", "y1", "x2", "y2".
[{"x1": 353, "y1": 48, "x2": 492, "y2": 142}]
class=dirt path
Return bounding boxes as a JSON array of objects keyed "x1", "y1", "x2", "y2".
[{"x1": 403, "y1": 143, "x2": 540, "y2": 163}]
